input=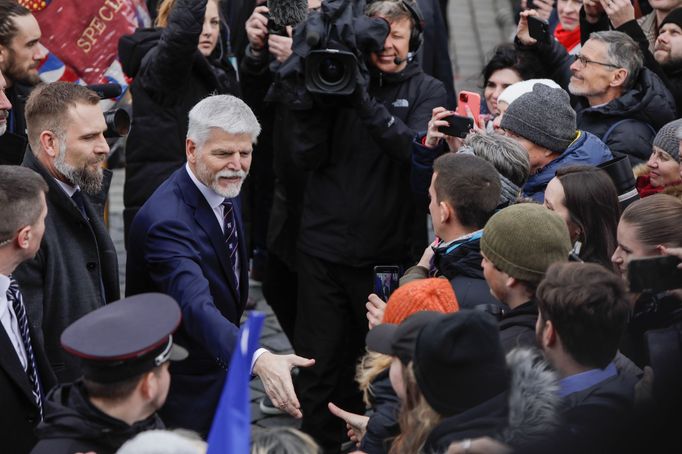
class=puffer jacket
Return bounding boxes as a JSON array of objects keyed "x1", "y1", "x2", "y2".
[
  {"x1": 119, "y1": 0, "x2": 240, "y2": 240},
  {"x1": 523, "y1": 130, "x2": 613, "y2": 202}
]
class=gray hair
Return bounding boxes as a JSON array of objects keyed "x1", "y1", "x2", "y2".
[
  {"x1": 116, "y1": 429, "x2": 206, "y2": 454},
  {"x1": 0, "y1": 166, "x2": 48, "y2": 246},
  {"x1": 462, "y1": 133, "x2": 531, "y2": 187},
  {"x1": 251, "y1": 427, "x2": 321, "y2": 454},
  {"x1": 187, "y1": 95, "x2": 261, "y2": 149},
  {"x1": 588, "y1": 31, "x2": 643, "y2": 90}
]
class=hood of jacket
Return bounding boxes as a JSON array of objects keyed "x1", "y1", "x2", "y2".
[
  {"x1": 423, "y1": 348, "x2": 559, "y2": 452},
  {"x1": 433, "y1": 236, "x2": 485, "y2": 281},
  {"x1": 524, "y1": 130, "x2": 613, "y2": 199},
  {"x1": 34, "y1": 381, "x2": 164, "y2": 451},
  {"x1": 580, "y1": 68, "x2": 677, "y2": 129}
]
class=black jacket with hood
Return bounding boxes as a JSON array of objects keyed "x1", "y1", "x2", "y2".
[
  {"x1": 518, "y1": 37, "x2": 677, "y2": 166},
  {"x1": 119, "y1": 0, "x2": 240, "y2": 239},
  {"x1": 30, "y1": 382, "x2": 164, "y2": 454},
  {"x1": 291, "y1": 61, "x2": 447, "y2": 267}
]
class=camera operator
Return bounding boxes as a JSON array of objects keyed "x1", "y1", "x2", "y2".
[
  {"x1": 0, "y1": 1, "x2": 46, "y2": 166},
  {"x1": 288, "y1": 1, "x2": 447, "y2": 450}
]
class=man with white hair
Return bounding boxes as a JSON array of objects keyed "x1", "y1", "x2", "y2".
[{"x1": 126, "y1": 94, "x2": 314, "y2": 437}]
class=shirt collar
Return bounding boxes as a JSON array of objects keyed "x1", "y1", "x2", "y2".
[
  {"x1": 185, "y1": 163, "x2": 225, "y2": 209},
  {"x1": 54, "y1": 178, "x2": 79, "y2": 197},
  {"x1": 559, "y1": 362, "x2": 618, "y2": 397},
  {"x1": 438, "y1": 229, "x2": 483, "y2": 249},
  {"x1": 0, "y1": 274, "x2": 9, "y2": 296}
]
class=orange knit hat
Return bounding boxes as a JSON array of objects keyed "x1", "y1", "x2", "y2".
[{"x1": 382, "y1": 278, "x2": 459, "y2": 324}]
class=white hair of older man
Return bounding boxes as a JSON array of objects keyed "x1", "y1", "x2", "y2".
[
  {"x1": 116, "y1": 429, "x2": 207, "y2": 454},
  {"x1": 187, "y1": 94, "x2": 261, "y2": 149}
]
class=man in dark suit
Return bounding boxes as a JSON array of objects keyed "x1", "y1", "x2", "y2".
[
  {"x1": 14, "y1": 82, "x2": 120, "y2": 383},
  {"x1": 126, "y1": 94, "x2": 313, "y2": 436},
  {"x1": 0, "y1": 165, "x2": 56, "y2": 453}
]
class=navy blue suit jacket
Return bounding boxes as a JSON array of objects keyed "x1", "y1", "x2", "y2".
[{"x1": 126, "y1": 166, "x2": 249, "y2": 435}]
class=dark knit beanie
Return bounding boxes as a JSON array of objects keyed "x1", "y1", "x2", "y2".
[
  {"x1": 480, "y1": 203, "x2": 571, "y2": 284},
  {"x1": 499, "y1": 84, "x2": 577, "y2": 153},
  {"x1": 652, "y1": 118, "x2": 682, "y2": 162},
  {"x1": 413, "y1": 311, "x2": 509, "y2": 417},
  {"x1": 660, "y1": 8, "x2": 682, "y2": 32}
]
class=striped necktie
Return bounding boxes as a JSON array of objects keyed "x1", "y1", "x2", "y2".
[
  {"x1": 7, "y1": 276, "x2": 43, "y2": 419},
  {"x1": 221, "y1": 200, "x2": 240, "y2": 289}
]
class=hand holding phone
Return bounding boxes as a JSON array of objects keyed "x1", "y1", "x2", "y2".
[
  {"x1": 456, "y1": 91, "x2": 481, "y2": 123},
  {"x1": 373, "y1": 266, "x2": 400, "y2": 301},
  {"x1": 437, "y1": 114, "x2": 474, "y2": 139},
  {"x1": 527, "y1": 15, "x2": 551, "y2": 44}
]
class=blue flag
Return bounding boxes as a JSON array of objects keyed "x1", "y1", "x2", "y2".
[{"x1": 207, "y1": 311, "x2": 265, "y2": 454}]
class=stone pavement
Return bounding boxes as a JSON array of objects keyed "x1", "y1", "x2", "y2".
[{"x1": 105, "y1": 0, "x2": 507, "y2": 442}]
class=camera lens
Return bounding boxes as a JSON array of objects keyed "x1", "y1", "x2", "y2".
[{"x1": 319, "y1": 57, "x2": 345, "y2": 85}]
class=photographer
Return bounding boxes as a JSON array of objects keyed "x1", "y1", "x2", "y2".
[{"x1": 288, "y1": 0, "x2": 447, "y2": 450}]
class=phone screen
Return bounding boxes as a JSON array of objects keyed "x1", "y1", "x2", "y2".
[{"x1": 374, "y1": 266, "x2": 400, "y2": 301}]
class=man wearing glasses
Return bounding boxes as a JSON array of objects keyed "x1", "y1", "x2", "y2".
[{"x1": 516, "y1": 10, "x2": 676, "y2": 166}]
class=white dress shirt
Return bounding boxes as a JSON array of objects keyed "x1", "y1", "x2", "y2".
[
  {"x1": 0, "y1": 274, "x2": 28, "y2": 370},
  {"x1": 184, "y1": 164, "x2": 266, "y2": 372}
]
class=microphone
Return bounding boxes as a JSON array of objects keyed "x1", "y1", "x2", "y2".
[
  {"x1": 393, "y1": 53, "x2": 414, "y2": 65},
  {"x1": 268, "y1": 0, "x2": 308, "y2": 28},
  {"x1": 85, "y1": 83, "x2": 122, "y2": 100}
]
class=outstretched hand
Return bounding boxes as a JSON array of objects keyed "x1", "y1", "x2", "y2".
[
  {"x1": 328, "y1": 402, "x2": 369, "y2": 447},
  {"x1": 253, "y1": 351, "x2": 315, "y2": 418}
]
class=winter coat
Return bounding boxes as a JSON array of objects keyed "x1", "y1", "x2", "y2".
[
  {"x1": 399, "y1": 236, "x2": 504, "y2": 311},
  {"x1": 15, "y1": 151, "x2": 120, "y2": 383},
  {"x1": 499, "y1": 301, "x2": 539, "y2": 353},
  {"x1": 423, "y1": 348, "x2": 560, "y2": 453},
  {"x1": 523, "y1": 130, "x2": 613, "y2": 202},
  {"x1": 360, "y1": 370, "x2": 401, "y2": 454},
  {"x1": 31, "y1": 381, "x2": 164, "y2": 454},
  {"x1": 120, "y1": 0, "x2": 240, "y2": 238},
  {"x1": 522, "y1": 37, "x2": 677, "y2": 166},
  {"x1": 291, "y1": 62, "x2": 447, "y2": 267}
]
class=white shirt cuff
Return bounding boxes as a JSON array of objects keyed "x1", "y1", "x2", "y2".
[{"x1": 251, "y1": 347, "x2": 268, "y2": 375}]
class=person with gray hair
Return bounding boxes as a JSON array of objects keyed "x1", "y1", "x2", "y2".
[
  {"x1": 515, "y1": 10, "x2": 677, "y2": 166},
  {"x1": 251, "y1": 427, "x2": 321, "y2": 454},
  {"x1": 459, "y1": 132, "x2": 530, "y2": 207},
  {"x1": 126, "y1": 94, "x2": 314, "y2": 437}
]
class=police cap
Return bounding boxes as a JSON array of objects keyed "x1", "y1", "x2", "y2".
[{"x1": 61, "y1": 293, "x2": 188, "y2": 383}]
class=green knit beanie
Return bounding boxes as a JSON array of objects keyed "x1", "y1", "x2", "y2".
[{"x1": 481, "y1": 203, "x2": 571, "y2": 283}]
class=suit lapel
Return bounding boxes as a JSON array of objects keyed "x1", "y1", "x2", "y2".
[
  {"x1": 0, "y1": 327, "x2": 36, "y2": 405},
  {"x1": 177, "y1": 169, "x2": 241, "y2": 303}
]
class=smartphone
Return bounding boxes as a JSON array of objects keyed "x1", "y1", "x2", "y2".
[
  {"x1": 456, "y1": 91, "x2": 481, "y2": 121},
  {"x1": 438, "y1": 114, "x2": 474, "y2": 138},
  {"x1": 374, "y1": 266, "x2": 400, "y2": 301},
  {"x1": 628, "y1": 255, "x2": 682, "y2": 292},
  {"x1": 526, "y1": 0, "x2": 535, "y2": 9},
  {"x1": 527, "y1": 15, "x2": 551, "y2": 44}
]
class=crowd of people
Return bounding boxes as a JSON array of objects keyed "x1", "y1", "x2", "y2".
[{"x1": 1, "y1": 0, "x2": 682, "y2": 453}]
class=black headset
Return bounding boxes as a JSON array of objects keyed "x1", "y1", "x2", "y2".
[{"x1": 400, "y1": 0, "x2": 424, "y2": 53}]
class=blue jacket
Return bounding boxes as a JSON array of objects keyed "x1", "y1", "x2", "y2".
[
  {"x1": 126, "y1": 166, "x2": 249, "y2": 436},
  {"x1": 523, "y1": 131, "x2": 612, "y2": 202}
]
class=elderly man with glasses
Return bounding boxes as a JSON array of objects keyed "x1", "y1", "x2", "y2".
[{"x1": 516, "y1": 10, "x2": 677, "y2": 166}]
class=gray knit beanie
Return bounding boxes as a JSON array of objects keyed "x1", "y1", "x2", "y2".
[
  {"x1": 653, "y1": 119, "x2": 682, "y2": 162},
  {"x1": 481, "y1": 203, "x2": 571, "y2": 284},
  {"x1": 499, "y1": 84, "x2": 577, "y2": 153}
]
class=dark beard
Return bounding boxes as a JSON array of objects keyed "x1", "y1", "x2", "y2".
[{"x1": 5, "y1": 50, "x2": 42, "y2": 86}]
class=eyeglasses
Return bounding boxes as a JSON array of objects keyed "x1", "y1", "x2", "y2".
[{"x1": 573, "y1": 54, "x2": 621, "y2": 69}]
